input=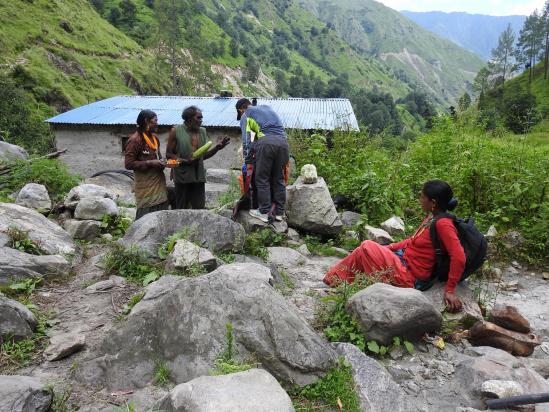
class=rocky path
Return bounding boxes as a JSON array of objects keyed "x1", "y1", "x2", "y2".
[{"x1": 4, "y1": 239, "x2": 549, "y2": 412}]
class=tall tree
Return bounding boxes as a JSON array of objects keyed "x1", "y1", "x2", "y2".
[
  {"x1": 516, "y1": 10, "x2": 544, "y2": 85},
  {"x1": 155, "y1": 0, "x2": 183, "y2": 94},
  {"x1": 490, "y1": 24, "x2": 516, "y2": 89}
]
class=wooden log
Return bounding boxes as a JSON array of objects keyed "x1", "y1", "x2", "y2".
[{"x1": 468, "y1": 320, "x2": 541, "y2": 357}]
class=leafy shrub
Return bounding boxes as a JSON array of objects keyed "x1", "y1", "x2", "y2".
[
  {"x1": 0, "y1": 158, "x2": 81, "y2": 202},
  {"x1": 104, "y1": 244, "x2": 159, "y2": 285},
  {"x1": 100, "y1": 214, "x2": 132, "y2": 239},
  {"x1": 242, "y1": 229, "x2": 285, "y2": 260},
  {"x1": 291, "y1": 117, "x2": 549, "y2": 264},
  {"x1": 6, "y1": 227, "x2": 44, "y2": 255}
]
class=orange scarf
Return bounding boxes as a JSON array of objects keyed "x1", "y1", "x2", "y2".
[{"x1": 142, "y1": 132, "x2": 159, "y2": 151}]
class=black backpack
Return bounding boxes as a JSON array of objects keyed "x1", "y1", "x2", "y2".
[{"x1": 416, "y1": 213, "x2": 488, "y2": 291}]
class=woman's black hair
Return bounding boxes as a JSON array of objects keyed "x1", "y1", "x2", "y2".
[
  {"x1": 136, "y1": 109, "x2": 157, "y2": 132},
  {"x1": 422, "y1": 179, "x2": 458, "y2": 212},
  {"x1": 182, "y1": 106, "x2": 201, "y2": 123}
]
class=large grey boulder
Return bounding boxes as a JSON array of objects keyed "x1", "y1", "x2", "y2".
[
  {"x1": 236, "y1": 210, "x2": 288, "y2": 234},
  {"x1": 120, "y1": 210, "x2": 245, "y2": 257},
  {"x1": 15, "y1": 183, "x2": 51, "y2": 211},
  {"x1": 336, "y1": 343, "x2": 408, "y2": 412},
  {"x1": 85, "y1": 173, "x2": 135, "y2": 205},
  {"x1": 286, "y1": 176, "x2": 342, "y2": 235},
  {"x1": 64, "y1": 184, "x2": 114, "y2": 209},
  {"x1": 0, "y1": 203, "x2": 76, "y2": 255},
  {"x1": 0, "y1": 375, "x2": 52, "y2": 412},
  {"x1": 380, "y1": 216, "x2": 405, "y2": 236},
  {"x1": 347, "y1": 283, "x2": 442, "y2": 345},
  {"x1": 206, "y1": 168, "x2": 234, "y2": 185},
  {"x1": 266, "y1": 247, "x2": 307, "y2": 269},
  {"x1": 74, "y1": 197, "x2": 118, "y2": 220},
  {"x1": 0, "y1": 247, "x2": 71, "y2": 285},
  {"x1": 0, "y1": 295, "x2": 38, "y2": 342},
  {"x1": 423, "y1": 281, "x2": 483, "y2": 326},
  {"x1": 205, "y1": 183, "x2": 229, "y2": 209},
  {"x1": 63, "y1": 219, "x2": 101, "y2": 241},
  {"x1": 164, "y1": 239, "x2": 217, "y2": 273},
  {"x1": 78, "y1": 263, "x2": 337, "y2": 390},
  {"x1": 156, "y1": 369, "x2": 294, "y2": 412},
  {"x1": 0, "y1": 141, "x2": 28, "y2": 161}
]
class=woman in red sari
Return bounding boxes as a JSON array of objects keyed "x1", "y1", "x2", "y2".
[{"x1": 324, "y1": 180, "x2": 465, "y2": 312}]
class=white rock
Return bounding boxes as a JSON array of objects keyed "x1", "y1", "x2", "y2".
[
  {"x1": 205, "y1": 182, "x2": 230, "y2": 209},
  {"x1": 300, "y1": 164, "x2": 318, "y2": 184},
  {"x1": 118, "y1": 207, "x2": 137, "y2": 221},
  {"x1": 74, "y1": 197, "x2": 118, "y2": 220},
  {"x1": 481, "y1": 380, "x2": 523, "y2": 399},
  {"x1": 156, "y1": 369, "x2": 295, "y2": 412},
  {"x1": 64, "y1": 184, "x2": 114, "y2": 209},
  {"x1": 380, "y1": 216, "x2": 405, "y2": 236},
  {"x1": 165, "y1": 239, "x2": 217, "y2": 273},
  {"x1": 486, "y1": 225, "x2": 497, "y2": 239},
  {"x1": 15, "y1": 183, "x2": 51, "y2": 210},
  {"x1": 365, "y1": 225, "x2": 394, "y2": 245}
]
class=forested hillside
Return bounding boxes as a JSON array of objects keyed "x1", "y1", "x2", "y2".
[
  {"x1": 297, "y1": 0, "x2": 485, "y2": 106},
  {"x1": 0, "y1": 0, "x2": 489, "y2": 150}
]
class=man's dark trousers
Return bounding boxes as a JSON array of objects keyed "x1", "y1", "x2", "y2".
[{"x1": 254, "y1": 136, "x2": 289, "y2": 215}]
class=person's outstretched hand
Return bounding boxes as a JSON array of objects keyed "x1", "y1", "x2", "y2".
[
  {"x1": 444, "y1": 291, "x2": 463, "y2": 313},
  {"x1": 216, "y1": 136, "x2": 230, "y2": 150}
]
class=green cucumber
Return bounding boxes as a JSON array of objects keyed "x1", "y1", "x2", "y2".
[{"x1": 192, "y1": 141, "x2": 213, "y2": 158}]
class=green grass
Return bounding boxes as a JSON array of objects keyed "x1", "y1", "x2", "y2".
[
  {"x1": 153, "y1": 362, "x2": 171, "y2": 386},
  {"x1": 289, "y1": 360, "x2": 361, "y2": 412}
]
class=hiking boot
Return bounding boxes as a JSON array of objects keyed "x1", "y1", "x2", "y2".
[{"x1": 249, "y1": 209, "x2": 270, "y2": 223}]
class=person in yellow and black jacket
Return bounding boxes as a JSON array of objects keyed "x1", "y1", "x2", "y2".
[
  {"x1": 166, "y1": 106, "x2": 229, "y2": 209},
  {"x1": 235, "y1": 98, "x2": 289, "y2": 223}
]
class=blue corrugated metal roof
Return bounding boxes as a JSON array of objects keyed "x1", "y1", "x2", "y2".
[{"x1": 46, "y1": 96, "x2": 359, "y2": 131}]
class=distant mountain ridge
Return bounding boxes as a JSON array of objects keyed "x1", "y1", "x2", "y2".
[
  {"x1": 401, "y1": 11, "x2": 526, "y2": 60},
  {"x1": 298, "y1": 0, "x2": 484, "y2": 105}
]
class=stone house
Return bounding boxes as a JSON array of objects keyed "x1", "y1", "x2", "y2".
[{"x1": 47, "y1": 96, "x2": 359, "y2": 177}]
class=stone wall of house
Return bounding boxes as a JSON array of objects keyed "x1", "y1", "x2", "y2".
[{"x1": 53, "y1": 126, "x2": 242, "y2": 178}]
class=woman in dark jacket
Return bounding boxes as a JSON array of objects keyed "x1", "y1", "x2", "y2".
[{"x1": 125, "y1": 110, "x2": 168, "y2": 220}]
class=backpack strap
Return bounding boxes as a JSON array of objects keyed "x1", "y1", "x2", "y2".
[{"x1": 429, "y1": 212, "x2": 455, "y2": 255}]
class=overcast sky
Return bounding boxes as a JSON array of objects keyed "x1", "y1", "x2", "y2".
[{"x1": 376, "y1": 0, "x2": 546, "y2": 16}]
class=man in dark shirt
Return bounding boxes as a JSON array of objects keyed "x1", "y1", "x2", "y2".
[{"x1": 236, "y1": 98, "x2": 289, "y2": 223}]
